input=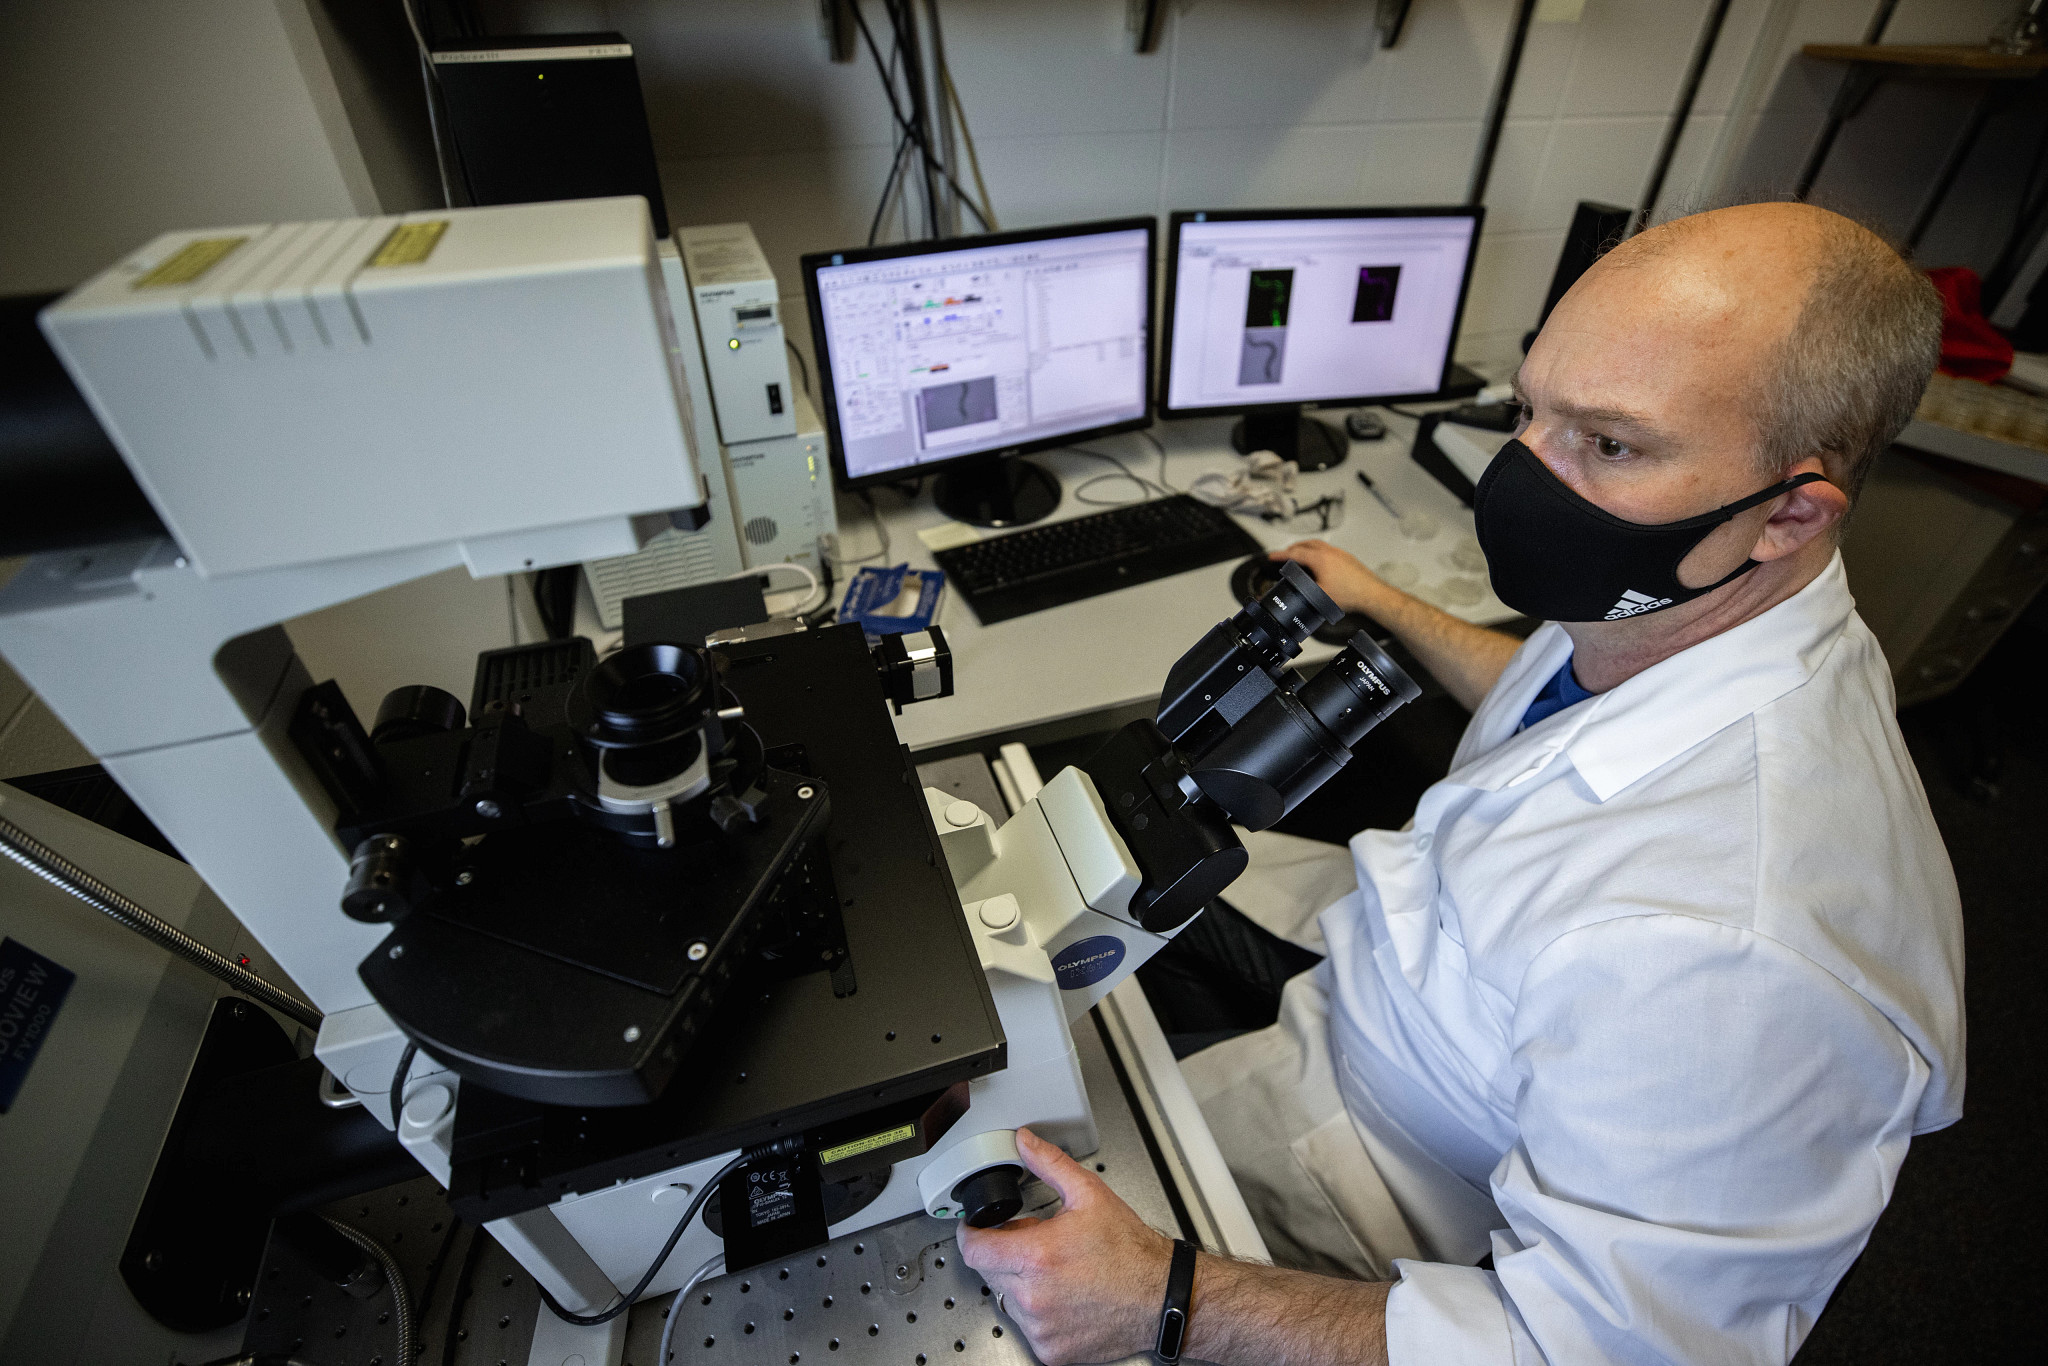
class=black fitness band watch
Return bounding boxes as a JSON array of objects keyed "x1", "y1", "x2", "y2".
[{"x1": 1154, "y1": 1238, "x2": 1199, "y2": 1363}]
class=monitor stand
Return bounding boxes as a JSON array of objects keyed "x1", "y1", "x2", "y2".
[
  {"x1": 932, "y1": 456, "x2": 1061, "y2": 529},
  {"x1": 1231, "y1": 406, "x2": 1348, "y2": 473}
]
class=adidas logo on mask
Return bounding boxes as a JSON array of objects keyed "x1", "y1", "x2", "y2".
[{"x1": 1604, "y1": 589, "x2": 1673, "y2": 620}]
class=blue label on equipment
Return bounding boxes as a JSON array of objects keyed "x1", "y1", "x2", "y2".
[
  {"x1": 0, "y1": 937, "x2": 76, "y2": 1114},
  {"x1": 1052, "y1": 935, "x2": 1126, "y2": 992}
]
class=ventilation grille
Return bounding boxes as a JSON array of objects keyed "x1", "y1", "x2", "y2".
[
  {"x1": 585, "y1": 525, "x2": 726, "y2": 629},
  {"x1": 470, "y1": 638, "x2": 594, "y2": 718},
  {"x1": 744, "y1": 515, "x2": 779, "y2": 546}
]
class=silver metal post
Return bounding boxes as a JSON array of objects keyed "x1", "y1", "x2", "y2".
[{"x1": 0, "y1": 812, "x2": 323, "y2": 1031}]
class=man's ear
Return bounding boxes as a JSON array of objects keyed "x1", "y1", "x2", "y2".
[{"x1": 1751, "y1": 455, "x2": 1847, "y2": 562}]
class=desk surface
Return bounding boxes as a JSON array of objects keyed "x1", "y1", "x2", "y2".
[{"x1": 857, "y1": 406, "x2": 1514, "y2": 753}]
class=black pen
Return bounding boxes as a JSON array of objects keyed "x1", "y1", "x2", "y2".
[{"x1": 1355, "y1": 470, "x2": 1401, "y2": 519}]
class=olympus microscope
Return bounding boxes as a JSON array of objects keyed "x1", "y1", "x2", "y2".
[{"x1": 0, "y1": 198, "x2": 1417, "y2": 1362}]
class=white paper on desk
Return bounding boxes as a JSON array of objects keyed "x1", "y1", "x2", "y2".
[
  {"x1": 872, "y1": 579, "x2": 926, "y2": 617},
  {"x1": 918, "y1": 521, "x2": 983, "y2": 552}
]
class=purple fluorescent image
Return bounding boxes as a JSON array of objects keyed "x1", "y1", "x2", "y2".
[{"x1": 1352, "y1": 265, "x2": 1401, "y2": 323}]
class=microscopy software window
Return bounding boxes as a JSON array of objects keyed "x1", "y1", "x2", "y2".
[
  {"x1": 812, "y1": 227, "x2": 1152, "y2": 480},
  {"x1": 1168, "y1": 216, "x2": 1475, "y2": 407}
]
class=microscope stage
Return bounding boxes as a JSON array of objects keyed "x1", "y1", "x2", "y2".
[{"x1": 447, "y1": 625, "x2": 1006, "y2": 1223}]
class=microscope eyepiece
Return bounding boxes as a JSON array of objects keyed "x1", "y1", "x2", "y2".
[
  {"x1": 1233, "y1": 560, "x2": 1343, "y2": 666},
  {"x1": 1296, "y1": 630, "x2": 1423, "y2": 749}
]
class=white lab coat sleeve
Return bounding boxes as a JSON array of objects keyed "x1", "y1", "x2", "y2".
[{"x1": 1384, "y1": 914, "x2": 1925, "y2": 1366}]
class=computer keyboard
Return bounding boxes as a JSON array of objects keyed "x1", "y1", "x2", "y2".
[{"x1": 934, "y1": 494, "x2": 1264, "y2": 625}]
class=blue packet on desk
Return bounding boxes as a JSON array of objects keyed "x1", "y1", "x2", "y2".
[{"x1": 840, "y1": 564, "x2": 945, "y2": 644}]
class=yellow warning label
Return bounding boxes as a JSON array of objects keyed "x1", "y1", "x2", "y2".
[
  {"x1": 366, "y1": 220, "x2": 450, "y2": 268},
  {"x1": 132, "y1": 237, "x2": 248, "y2": 289},
  {"x1": 819, "y1": 1124, "x2": 916, "y2": 1168}
]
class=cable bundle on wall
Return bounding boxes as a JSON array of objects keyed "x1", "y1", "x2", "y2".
[{"x1": 853, "y1": 1, "x2": 999, "y2": 243}]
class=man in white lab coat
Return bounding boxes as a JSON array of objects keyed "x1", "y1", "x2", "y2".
[{"x1": 958, "y1": 202, "x2": 1964, "y2": 1365}]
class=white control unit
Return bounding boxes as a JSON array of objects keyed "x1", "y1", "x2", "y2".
[
  {"x1": 726, "y1": 389, "x2": 833, "y2": 582},
  {"x1": 583, "y1": 241, "x2": 752, "y2": 628},
  {"x1": 585, "y1": 229, "x2": 837, "y2": 627},
  {"x1": 677, "y1": 222, "x2": 797, "y2": 445}
]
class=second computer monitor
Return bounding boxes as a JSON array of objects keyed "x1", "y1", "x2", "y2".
[
  {"x1": 1160, "y1": 207, "x2": 1483, "y2": 469},
  {"x1": 801, "y1": 218, "x2": 1155, "y2": 527}
]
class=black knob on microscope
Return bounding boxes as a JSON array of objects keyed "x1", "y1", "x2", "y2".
[{"x1": 951, "y1": 1164, "x2": 1026, "y2": 1229}]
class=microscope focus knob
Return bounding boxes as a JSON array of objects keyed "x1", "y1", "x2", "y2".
[
  {"x1": 951, "y1": 1164, "x2": 1026, "y2": 1229},
  {"x1": 342, "y1": 833, "x2": 420, "y2": 923},
  {"x1": 919, "y1": 1128, "x2": 1030, "y2": 1224}
]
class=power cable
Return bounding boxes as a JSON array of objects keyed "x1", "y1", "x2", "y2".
[
  {"x1": 867, "y1": 27, "x2": 912, "y2": 245},
  {"x1": 388, "y1": 1040, "x2": 419, "y2": 1129},
  {"x1": 1062, "y1": 445, "x2": 1175, "y2": 505},
  {"x1": 744, "y1": 561, "x2": 824, "y2": 617},
  {"x1": 851, "y1": 3, "x2": 933, "y2": 237},
  {"x1": 1138, "y1": 427, "x2": 1179, "y2": 493},
  {"x1": 785, "y1": 338, "x2": 813, "y2": 397},
  {"x1": 398, "y1": 0, "x2": 477, "y2": 206},
  {"x1": 539, "y1": 1139, "x2": 800, "y2": 1327},
  {"x1": 655, "y1": 1254, "x2": 728, "y2": 1365},
  {"x1": 440, "y1": 1225, "x2": 490, "y2": 1366},
  {"x1": 413, "y1": 1215, "x2": 466, "y2": 1346},
  {"x1": 826, "y1": 489, "x2": 892, "y2": 569},
  {"x1": 922, "y1": 0, "x2": 961, "y2": 234},
  {"x1": 943, "y1": 65, "x2": 999, "y2": 230},
  {"x1": 851, "y1": 1, "x2": 992, "y2": 236},
  {"x1": 869, "y1": 131, "x2": 912, "y2": 245},
  {"x1": 885, "y1": 0, "x2": 943, "y2": 237}
]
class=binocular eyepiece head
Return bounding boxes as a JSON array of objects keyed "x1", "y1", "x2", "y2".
[
  {"x1": 1153, "y1": 558, "x2": 1421, "y2": 831},
  {"x1": 1188, "y1": 628, "x2": 1421, "y2": 830}
]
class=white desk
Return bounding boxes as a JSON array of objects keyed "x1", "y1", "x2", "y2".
[{"x1": 853, "y1": 406, "x2": 1516, "y2": 754}]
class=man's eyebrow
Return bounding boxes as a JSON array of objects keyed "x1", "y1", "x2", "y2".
[
  {"x1": 1516, "y1": 381, "x2": 1681, "y2": 447},
  {"x1": 1547, "y1": 399, "x2": 1678, "y2": 444},
  {"x1": 1511, "y1": 365, "x2": 1682, "y2": 445}
]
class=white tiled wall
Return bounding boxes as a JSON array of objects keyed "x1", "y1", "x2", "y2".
[
  {"x1": 1721, "y1": 0, "x2": 2045, "y2": 278},
  {"x1": 480, "y1": 0, "x2": 1833, "y2": 386}
]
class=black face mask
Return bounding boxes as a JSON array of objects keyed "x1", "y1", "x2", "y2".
[{"x1": 1472, "y1": 438, "x2": 1827, "y2": 623}]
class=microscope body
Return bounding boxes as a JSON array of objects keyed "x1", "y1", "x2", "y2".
[{"x1": 0, "y1": 201, "x2": 1424, "y2": 1346}]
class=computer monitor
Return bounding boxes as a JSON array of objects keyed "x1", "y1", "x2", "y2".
[
  {"x1": 1159, "y1": 207, "x2": 1483, "y2": 471},
  {"x1": 801, "y1": 218, "x2": 1155, "y2": 527}
]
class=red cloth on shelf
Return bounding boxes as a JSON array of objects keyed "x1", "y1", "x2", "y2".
[{"x1": 1927, "y1": 266, "x2": 2013, "y2": 383}]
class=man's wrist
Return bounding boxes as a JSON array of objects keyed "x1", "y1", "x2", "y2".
[
  {"x1": 1153, "y1": 1238, "x2": 1199, "y2": 1361},
  {"x1": 1175, "y1": 1253, "x2": 1392, "y2": 1366}
]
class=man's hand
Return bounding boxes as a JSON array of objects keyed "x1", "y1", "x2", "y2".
[
  {"x1": 1272, "y1": 539, "x2": 1522, "y2": 712},
  {"x1": 955, "y1": 1127, "x2": 1173, "y2": 1365},
  {"x1": 1269, "y1": 539, "x2": 1389, "y2": 618}
]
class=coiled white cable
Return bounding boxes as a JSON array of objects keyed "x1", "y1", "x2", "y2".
[{"x1": 743, "y1": 561, "x2": 824, "y2": 617}]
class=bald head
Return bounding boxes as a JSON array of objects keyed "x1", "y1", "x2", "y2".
[{"x1": 1556, "y1": 202, "x2": 1940, "y2": 501}]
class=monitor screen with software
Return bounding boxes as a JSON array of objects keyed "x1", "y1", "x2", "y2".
[
  {"x1": 1159, "y1": 207, "x2": 1482, "y2": 468},
  {"x1": 801, "y1": 217, "x2": 1154, "y2": 526}
]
